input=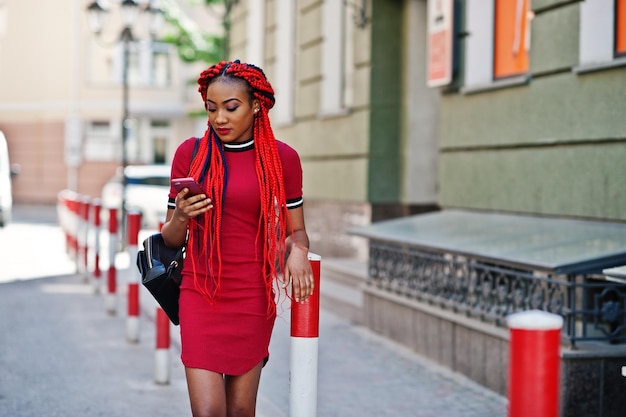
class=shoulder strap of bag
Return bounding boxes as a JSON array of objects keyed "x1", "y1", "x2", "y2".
[{"x1": 187, "y1": 137, "x2": 201, "y2": 175}]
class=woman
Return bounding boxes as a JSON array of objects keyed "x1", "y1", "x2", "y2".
[{"x1": 161, "y1": 60, "x2": 314, "y2": 417}]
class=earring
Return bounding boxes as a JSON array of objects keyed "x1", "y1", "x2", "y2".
[{"x1": 254, "y1": 108, "x2": 259, "y2": 113}]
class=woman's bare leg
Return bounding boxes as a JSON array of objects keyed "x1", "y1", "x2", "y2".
[
  {"x1": 224, "y1": 361, "x2": 264, "y2": 417},
  {"x1": 185, "y1": 361, "x2": 264, "y2": 417},
  {"x1": 185, "y1": 367, "x2": 227, "y2": 417}
]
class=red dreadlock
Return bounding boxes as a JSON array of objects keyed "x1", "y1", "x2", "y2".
[{"x1": 188, "y1": 60, "x2": 290, "y2": 316}]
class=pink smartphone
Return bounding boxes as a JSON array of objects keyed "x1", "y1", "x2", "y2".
[{"x1": 171, "y1": 177, "x2": 204, "y2": 196}]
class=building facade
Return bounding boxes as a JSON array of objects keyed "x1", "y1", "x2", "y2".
[
  {"x1": 226, "y1": 1, "x2": 626, "y2": 413},
  {"x1": 439, "y1": 0, "x2": 626, "y2": 222},
  {"x1": 0, "y1": 0, "x2": 215, "y2": 204},
  {"x1": 225, "y1": 0, "x2": 626, "y2": 255},
  {"x1": 227, "y1": 0, "x2": 440, "y2": 259}
]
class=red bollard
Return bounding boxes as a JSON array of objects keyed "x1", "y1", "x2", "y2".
[
  {"x1": 76, "y1": 197, "x2": 87, "y2": 273},
  {"x1": 507, "y1": 310, "x2": 563, "y2": 417},
  {"x1": 155, "y1": 308, "x2": 171, "y2": 384},
  {"x1": 68, "y1": 194, "x2": 79, "y2": 263},
  {"x1": 81, "y1": 197, "x2": 91, "y2": 281},
  {"x1": 289, "y1": 253, "x2": 321, "y2": 417},
  {"x1": 106, "y1": 207, "x2": 118, "y2": 315},
  {"x1": 153, "y1": 219, "x2": 171, "y2": 384},
  {"x1": 126, "y1": 211, "x2": 141, "y2": 343},
  {"x1": 91, "y1": 199, "x2": 102, "y2": 293}
]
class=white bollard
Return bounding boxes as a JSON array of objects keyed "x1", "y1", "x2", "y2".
[
  {"x1": 289, "y1": 253, "x2": 321, "y2": 417},
  {"x1": 126, "y1": 211, "x2": 141, "y2": 343},
  {"x1": 155, "y1": 308, "x2": 171, "y2": 384}
]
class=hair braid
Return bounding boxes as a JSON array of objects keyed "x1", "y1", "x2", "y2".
[{"x1": 192, "y1": 60, "x2": 292, "y2": 315}]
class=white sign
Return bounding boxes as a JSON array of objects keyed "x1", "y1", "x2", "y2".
[{"x1": 427, "y1": 0, "x2": 454, "y2": 87}]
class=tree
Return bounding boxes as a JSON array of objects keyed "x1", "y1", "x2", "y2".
[{"x1": 160, "y1": 0, "x2": 237, "y2": 64}]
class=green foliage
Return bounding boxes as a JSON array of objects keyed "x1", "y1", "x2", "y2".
[
  {"x1": 159, "y1": 0, "x2": 232, "y2": 64},
  {"x1": 161, "y1": 30, "x2": 223, "y2": 63}
]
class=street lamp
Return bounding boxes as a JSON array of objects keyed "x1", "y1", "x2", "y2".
[{"x1": 86, "y1": 0, "x2": 163, "y2": 237}]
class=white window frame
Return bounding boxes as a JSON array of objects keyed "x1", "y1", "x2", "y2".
[
  {"x1": 113, "y1": 41, "x2": 171, "y2": 87},
  {"x1": 84, "y1": 120, "x2": 119, "y2": 162},
  {"x1": 463, "y1": 0, "x2": 529, "y2": 94},
  {"x1": 247, "y1": 0, "x2": 265, "y2": 67},
  {"x1": 464, "y1": 0, "x2": 495, "y2": 88},
  {"x1": 273, "y1": 0, "x2": 296, "y2": 125},
  {"x1": 320, "y1": 0, "x2": 348, "y2": 116},
  {"x1": 576, "y1": 0, "x2": 626, "y2": 73}
]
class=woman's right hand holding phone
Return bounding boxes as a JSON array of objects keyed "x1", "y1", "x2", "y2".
[{"x1": 174, "y1": 188, "x2": 213, "y2": 223}]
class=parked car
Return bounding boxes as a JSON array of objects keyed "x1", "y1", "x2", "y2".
[{"x1": 100, "y1": 165, "x2": 171, "y2": 229}]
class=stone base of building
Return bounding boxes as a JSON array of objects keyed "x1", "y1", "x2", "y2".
[{"x1": 361, "y1": 284, "x2": 626, "y2": 417}]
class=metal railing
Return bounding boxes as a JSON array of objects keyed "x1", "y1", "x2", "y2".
[{"x1": 368, "y1": 241, "x2": 626, "y2": 346}]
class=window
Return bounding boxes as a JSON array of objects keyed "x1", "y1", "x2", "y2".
[
  {"x1": 273, "y1": 0, "x2": 296, "y2": 125},
  {"x1": 494, "y1": 0, "x2": 530, "y2": 79},
  {"x1": 84, "y1": 120, "x2": 118, "y2": 161},
  {"x1": 151, "y1": 43, "x2": 171, "y2": 87},
  {"x1": 150, "y1": 120, "x2": 170, "y2": 164},
  {"x1": 114, "y1": 41, "x2": 171, "y2": 87},
  {"x1": 578, "y1": 0, "x2": 626, "y2": 70},
  {"x1": 246, "y1": 0, "x2": 265, "y2": 67},
  {"x1": 320, "y1": 0, "x2": 354, "y2": 115},
  {"x1": 464, "y1": 0, "x2": 531, "y2": 91},
  {"x1": 320, "y1": 0, "x2": 345, "y2": 115}
]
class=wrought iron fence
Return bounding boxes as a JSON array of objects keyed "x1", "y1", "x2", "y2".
[{"x1": 368, "y1": 241, "x2": 626, "y2": 346}]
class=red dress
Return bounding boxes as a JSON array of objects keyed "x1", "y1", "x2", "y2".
[{"x1": 168, "y1": 137, "x2": 303, "y2": 375}]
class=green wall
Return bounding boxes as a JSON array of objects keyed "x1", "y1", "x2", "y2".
[
  {"x1": 438, "y1": 2, "x2": 626, "y2": 221},
  {"x1": 367, "y1": 0, "x2": 404, "y2": 203}
]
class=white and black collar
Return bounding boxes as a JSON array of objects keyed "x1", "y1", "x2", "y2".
[{"x1": 223, "y1": 138, "x2": 254, "y2": 152}]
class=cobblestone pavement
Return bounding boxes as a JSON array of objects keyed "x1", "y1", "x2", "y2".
[
  {"x1": 258, "y1": 308, "x2": 508, "y2": 417},
  {"x1": 2, "y1": 204, "x2": 509, "y2": 416}
]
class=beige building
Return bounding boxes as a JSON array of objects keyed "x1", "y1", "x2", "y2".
[
  {"x1": 227, "y1": 0, "x2": 439, "y2": 259},
  {"x1": 0, "y1": 0, "x2": 217, "y2": 204}
]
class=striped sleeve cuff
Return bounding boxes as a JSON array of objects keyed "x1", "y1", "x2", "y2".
[{"x1": 286, "y1": 197, "x2": 303, "y2": 209}]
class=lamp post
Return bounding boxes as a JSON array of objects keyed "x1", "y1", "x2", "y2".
[{"x1": 86, "y1": 0, "x2": 163, "y2": 240}]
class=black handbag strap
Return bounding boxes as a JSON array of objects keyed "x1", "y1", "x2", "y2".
[{"x1": 188, "y1": 137, "x2": 201, "y2": 175}]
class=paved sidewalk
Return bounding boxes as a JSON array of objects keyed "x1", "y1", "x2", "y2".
[
  {"x1": 139, "y1": 279, "x2": 508, "y2": 417},
  {"x1": 3, "y1": 204, "x2": 509, "y2": 416},
  {"x1": 134, "y1": 260, "x2": 508, "y2": 416},
  {"x1": 259, "y1": 309, "x2": 508, "y2": 417}
]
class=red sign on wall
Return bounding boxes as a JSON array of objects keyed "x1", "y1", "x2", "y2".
[{"x1": 427, "y1": 0, "x2": 454, "y2": 87}]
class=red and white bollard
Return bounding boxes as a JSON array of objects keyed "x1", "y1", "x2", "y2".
[
  {"x1": 76, "y1": 197, "x2": 86, "y2": 275},
  {"x1": 81, "y1": 197, "x2": 91, "y2": 282},
  {"x1": 67, "y1": 193, "x2": 79, "y2": 263},
  {"x1": 106, "y1": 207, "x2": 118, "y2": 315},
  {"x1": 91, "y1": 199, "x2": 102, "y2": 294},
  {"x1": 154, "y1": 220, "x2": 171, "y2": 384},
  {"x1": 155, "y1": 307, "x2": 171, "y2": 384},
  {"x1": 126, "y1": 211, "x2": 141, "y2": 343},
  {"x1": 507, "y1": 310, "x2": 563, "y2": 417},
  {"x1": 289, "y1": 253, "x2": 321, "y2": 417}
]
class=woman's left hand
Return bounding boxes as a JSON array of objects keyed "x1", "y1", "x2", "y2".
[{"x1": 283, "y1": 245, "x2": 314, "y2": 303}]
